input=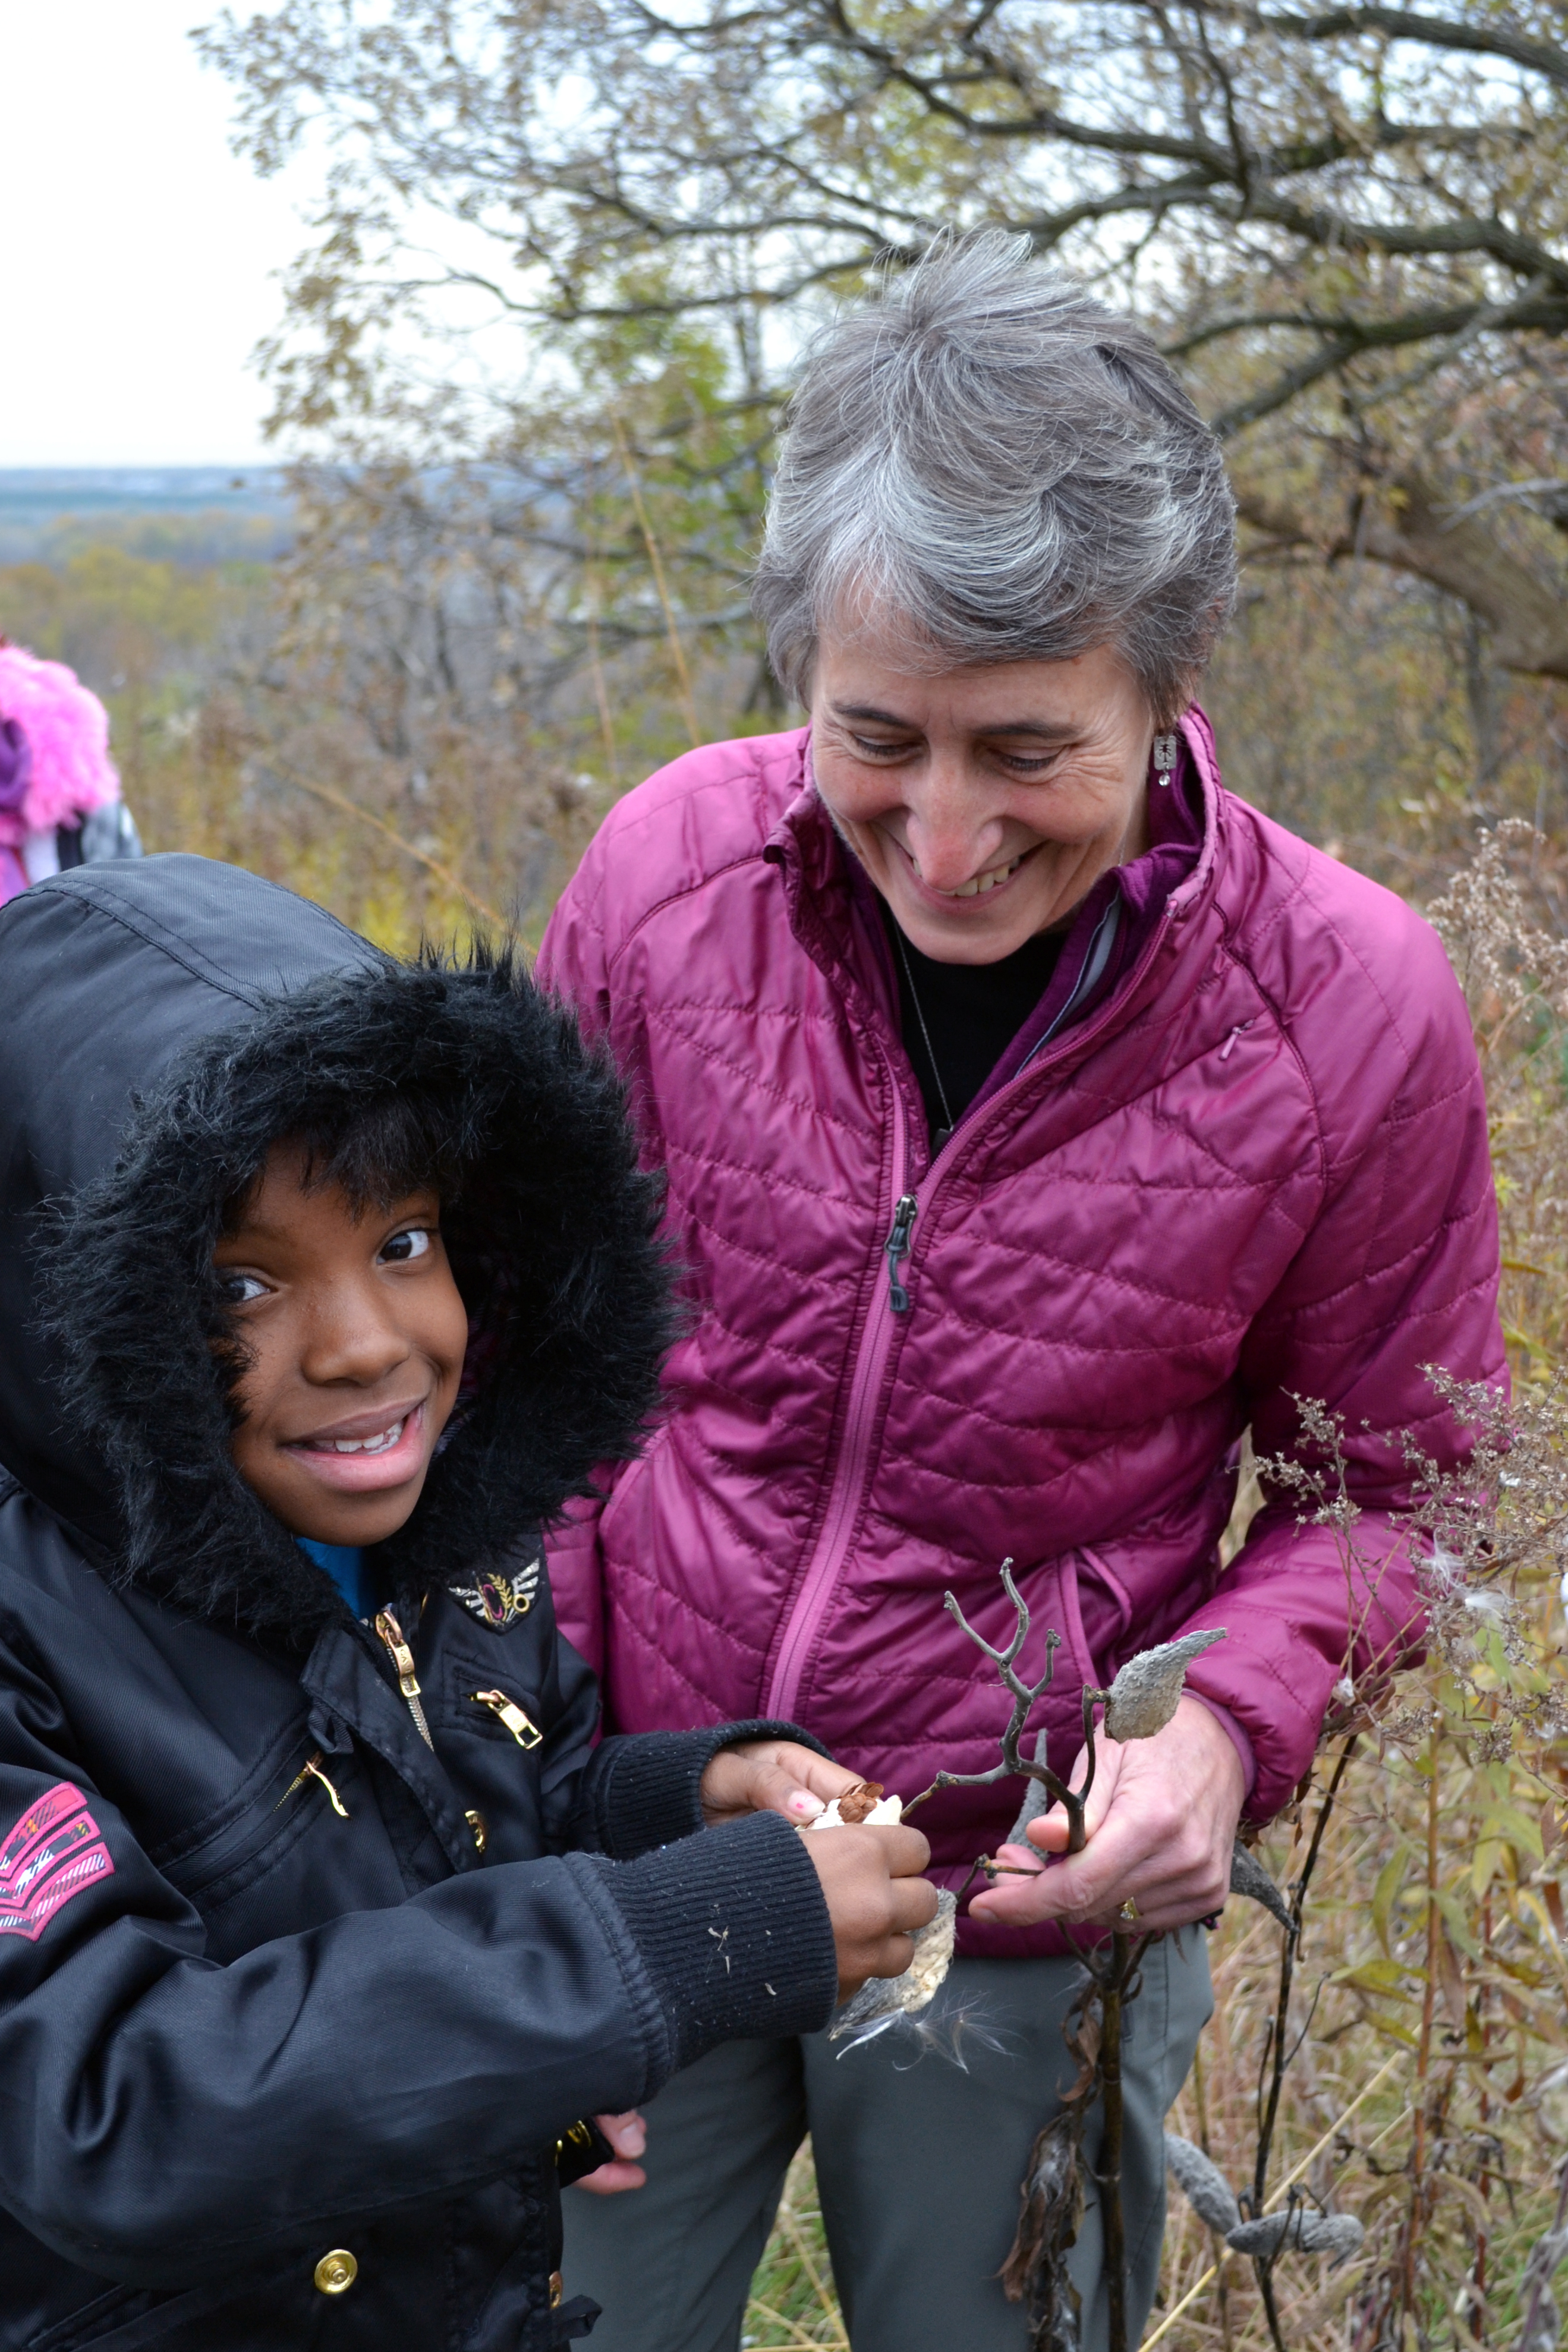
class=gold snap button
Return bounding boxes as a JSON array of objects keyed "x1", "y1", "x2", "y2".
[
  {"x1": 314, "y1": 2249, "x2": 358, "y2": 2296},
  {"x1": 549, "y1": 2270, "x2": 564, "y2": 2308}
]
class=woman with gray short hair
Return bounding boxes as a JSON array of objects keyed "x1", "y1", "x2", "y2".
[{"x1": 540, "y1": 232, "x2": 1503, "y2": 2352}]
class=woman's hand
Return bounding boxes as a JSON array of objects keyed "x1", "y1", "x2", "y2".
[
  {"x1": 968, "y1": 1696, "x2": 1245, "y2": 1933},
  {"x1": 698, "y1": 1738, "x2": 863, "y2": 1828},
  {"x1": 574, "y1": 2110, "x2": 648, "y2": 2196}
]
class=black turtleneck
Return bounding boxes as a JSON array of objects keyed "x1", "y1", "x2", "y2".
[{"x1": 884, "y1": 908, "x2": 1065, "y2": 1145}]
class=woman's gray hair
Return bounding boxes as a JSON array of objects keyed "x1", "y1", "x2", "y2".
[{"x1": 752, "y1": 232, "x2": 1238, "y2": 725}]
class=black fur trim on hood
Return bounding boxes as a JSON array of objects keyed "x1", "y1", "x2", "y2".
[{"x1": 0, "y1": 857, "x2": 673, "y2": 1647}]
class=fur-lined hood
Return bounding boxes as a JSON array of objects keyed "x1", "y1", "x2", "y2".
[{"x1": 0, "y1": 855, "x2": 672, "y2": 1646}]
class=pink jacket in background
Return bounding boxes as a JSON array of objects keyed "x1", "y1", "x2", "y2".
[{"x1": 537, "y1": 712, "x2": 1504, "y2": 1958}]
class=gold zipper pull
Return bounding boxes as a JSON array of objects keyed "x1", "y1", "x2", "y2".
[
  {"x1": 471, "y1": 1689, "x2": 544, "y2": 1750},
  {"x1": 375, "y1": 1608, "x2": 434, "y2": 1749},
  {"x1": 374, "y1": 1607, "x2": 421, "y2": 1698},
  {"x1": 278, "y1": 1750, "x2": 350, "y2": 1819}
]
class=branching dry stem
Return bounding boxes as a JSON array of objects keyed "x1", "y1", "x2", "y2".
[{"x1": 904, "y1": 1560, "x2": 1094, "y2": 1851}]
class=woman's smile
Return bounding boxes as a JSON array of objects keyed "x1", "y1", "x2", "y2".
[
  {"x1": 898, "y1": 837, "x2": 1038, "y2": 904},
  {"x1": 811, "y1": 638, "x2": 1154, "y2": 964}
]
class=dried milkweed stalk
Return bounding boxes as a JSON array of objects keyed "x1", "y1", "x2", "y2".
[
  {"x1": 914, "y1": 1564, "x2": 1277, "y2": 2352},
  {"x1": 903, "y1": 1559, "x2": 1094, "y2": 1847},
  {"x1": 845, "y1": 1561, "x2": 1304, "y2": 2351}
]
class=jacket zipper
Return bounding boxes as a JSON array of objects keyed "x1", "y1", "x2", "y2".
[
  {"x1": 471, "y1": 1689, "x2": 544, "y2": 1749},
  {"x1": 761, "y1": 890, "x2": 1192, "y2": 1725},
  {"x1": 375, "y1": 1607, "x2": 434, "y2": 1749},
  {"x1": 277, "y1": 1749, "x2": 350, "y2": 1818},
  {"x1": 884, "y1": 1192, "x2": 918, "y2": 1314},
  {"x1": 766, "y1": 1069, "x2": 911, "y2": 1720}
]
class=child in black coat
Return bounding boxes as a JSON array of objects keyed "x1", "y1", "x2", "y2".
[{"x1": 0, "y1": 855, "x2": 931, "y2": 2352}]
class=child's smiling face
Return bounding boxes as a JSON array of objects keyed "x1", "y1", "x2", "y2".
[{"x1": 213, "y1": 1141, "x2": 470, "y2": 1547}]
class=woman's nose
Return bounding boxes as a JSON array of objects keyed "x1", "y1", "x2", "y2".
[{"x1": 903, "y1": 758, "x2": 1005, "y2": 891}]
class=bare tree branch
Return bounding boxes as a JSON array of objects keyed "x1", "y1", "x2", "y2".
[{"x1": 200, "y1": 0, "x2": 1568, "y2": 672}]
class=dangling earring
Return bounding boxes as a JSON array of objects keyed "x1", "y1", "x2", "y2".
[{"x1": 1153, "y1": 733, "x2": 1179, "y2": 787}]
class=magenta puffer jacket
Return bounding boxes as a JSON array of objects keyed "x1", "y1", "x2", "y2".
[{"x1": 537, "y1": 713, "x2": 1504, "y2": 1957}]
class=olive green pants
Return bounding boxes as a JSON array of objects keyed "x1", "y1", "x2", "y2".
[{"x1": 562, "y1": 1932, "x2": 1213, "y2": 2352}]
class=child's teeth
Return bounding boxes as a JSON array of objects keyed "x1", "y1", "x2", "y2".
[{"x1": 330, "y1": 1419, "x2": 404, "y2": 1454}]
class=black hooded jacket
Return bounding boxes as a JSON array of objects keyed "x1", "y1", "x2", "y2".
[{"x1": 0, "y1": 858, "x2": 836, "y2": 2352}]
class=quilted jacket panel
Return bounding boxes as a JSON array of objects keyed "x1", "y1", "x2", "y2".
[{"x1": 537, "y1": 711, "x2": 1505, "y2": 1959}]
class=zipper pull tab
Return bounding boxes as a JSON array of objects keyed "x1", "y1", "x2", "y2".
[
  {"x1": 374, "y1": 1608, "x2": 421, "y2": 1700},
  {"x1": 375, "y1": 1607, "x2": 434, "y2": 1749},
  {"x1": 884, "y1": 1193, "x2": 918, "y2": 1314},
  {"x1": 277, "y1": 1750, "x2": 350, "y2": 1819},
  {"x1": 471, "y1": 1689, "x2": 545, "y2": 1750}
]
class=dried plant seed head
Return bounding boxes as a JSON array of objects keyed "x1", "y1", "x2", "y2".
[
  {"x1": 833, "y1": 1780, "x2": 885, "y2": 1825},
  {"x1": 1164, "y1": 2135, "x2": 1243, "y2": 2236},
  {"x1": 1518, "y1": 2284, "x2": 1561, "y2": 2352},
  {"x1": 1515, "y1": 2165, "x2": 1568, "y2": 2352},
  {"x1": 827, "y1": 1888, "x2": 959, "y2": 2041},
  {"x1": 1099, "y1": 1629, "x2": 1227, "y2": 1740},
  {"x1": 1229, "y1": 1840, "x2": 1295, "y2": 1932},
  {"x1": 810, "y1": 1788, "x2": 904, "y2": 1830},
  {"x1": 1226, "y1": 2209, "x2": 1365, "y2": 2264},
  {"x1": 1534, "y1": 2060, "x2": 1568, "y2": 2143}
]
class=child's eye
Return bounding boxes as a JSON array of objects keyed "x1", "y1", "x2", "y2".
[
  {"x1": 217, "y1": 1271, "x2": 269, "y2": 1306},
  {"x1": 380, "y1": 1226, "x2": 434, "y2": 1265}
]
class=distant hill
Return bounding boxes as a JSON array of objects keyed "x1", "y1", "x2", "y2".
[{"x1": 0, "y1": 469, "x2": 292, "y2": 562}]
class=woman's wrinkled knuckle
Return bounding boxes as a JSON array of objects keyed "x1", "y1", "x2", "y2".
[{"x1": 1150, "y1": 1793, "x2": 1188, "y2": 1841}]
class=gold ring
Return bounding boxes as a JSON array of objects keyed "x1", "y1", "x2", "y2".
[{"x1": 1118, "y1": 1897, "x2": 1139, "y2": 1924}]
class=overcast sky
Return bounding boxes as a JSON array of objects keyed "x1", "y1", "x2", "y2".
[{"x1": 5, "y1": 3, "x2": 319, "y2": 465}]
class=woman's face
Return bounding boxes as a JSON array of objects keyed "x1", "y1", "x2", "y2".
[{"x1": 810, "y1": 635, "x2": 1159, "y2": 965}]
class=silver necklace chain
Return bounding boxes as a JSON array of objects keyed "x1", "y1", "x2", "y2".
[
  {"x1": 887, "y1": 747, "x2": 1167, "y2": 1148},
  {"x1": 893, "y1": 927, "x2": 957, "y2": 1142}
]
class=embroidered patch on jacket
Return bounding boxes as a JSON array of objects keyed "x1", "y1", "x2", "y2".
[
  {"x1": 0, "y1": 1782, "x2": 114, "y2": 1943},
  {"x1": 448, "y1": 1558, "x2": 540, "y2": 1630}
]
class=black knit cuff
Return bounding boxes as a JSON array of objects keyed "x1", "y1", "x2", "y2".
[
  {"x1": 581, "y1": 1720, "x2": 833, "y2": 1861},
  {"x1": 592, "y1": 1811, "x2": 838, "y2": 2068}
]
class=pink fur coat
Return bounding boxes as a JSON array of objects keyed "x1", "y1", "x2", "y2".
[
  {"x1": 0, "y1": 644, "x2": 120, "y2": 849},
  {"x1": 0, "y1": 644, "x2": 122, "y2": 905}
]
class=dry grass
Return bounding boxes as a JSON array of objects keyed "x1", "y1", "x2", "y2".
[
  {"x1": 743, "y1": 2151, "x2": 847, "y2": 2350},
  {"x1": 745, "y1": 1731, "x2": 1568, "y2": 2352}
]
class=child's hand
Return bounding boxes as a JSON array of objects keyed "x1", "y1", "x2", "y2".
[
  {"x1": 803, "y1": 1823, "x2": 938, "y2": 1998},
  {"x1": 572, "y1": 2109, "x2": 647, "y2": 2195},
  {"x1": 699, "y1": 1739, "x2": 865, "y2": 1828}
]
